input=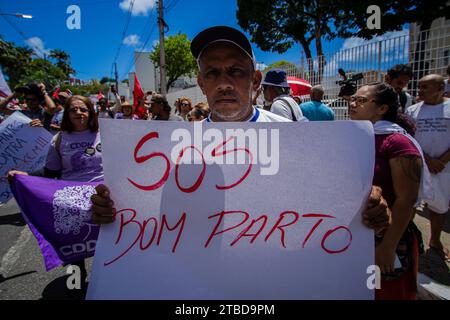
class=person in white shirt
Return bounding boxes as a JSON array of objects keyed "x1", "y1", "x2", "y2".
[
  {"x1": 261, "y1": 68, "x2": 307, "y2": 122},
  {"x1": 90, "y1": 25, "x2": 390, "y2": 236},
  {"x1": 406, "y1": 74, "x2": 450, "y2": 261},
  {"x1": 444, "y1": 64, "x2": 450, "y2": 98}
]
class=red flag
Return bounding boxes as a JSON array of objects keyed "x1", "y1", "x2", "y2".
[
  {"x1": 133, "y1": 74, "x2": 146, "y2": 119},
  {"x1": 52, "y1": 88, "x2": 60, "y2": 99},
  {"x1": 97, "y1": 91, "x2": 105, "y2": 100}
]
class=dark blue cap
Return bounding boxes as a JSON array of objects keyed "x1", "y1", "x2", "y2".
[{"x1": 261, "y1": 69, "x2": 290, "y2": 88}]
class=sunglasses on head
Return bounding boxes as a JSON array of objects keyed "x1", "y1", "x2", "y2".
[{"x1": 69, "y1": 107, "x2": 89, "y2": 113}]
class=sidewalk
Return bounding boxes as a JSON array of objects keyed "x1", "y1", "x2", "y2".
[{"x1": 414, "y1": 205, "x2": 450, "y2": 300}]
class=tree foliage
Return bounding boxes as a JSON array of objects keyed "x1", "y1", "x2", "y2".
[
  {"x1": 49, "y1": 49, "x2": 75, "y2": 78},
  {"x1": 150, "y1": 33, "x2": 198, "y2": 91},
  {"x1": 236, "y1": 0, "x2": 449, "y2": 81},
  {"x1": 100, "y1": 76, "x2": 115, "y2": 84},
  {"x1": 264, "y1": 60, "x2": 298, "y2": 72},
  {"x1": 0, "y1": 37, "x2": 76, "y2": 89},
  {"x1": 59, "y1": 81, "x2": 109, "y2": 97}
]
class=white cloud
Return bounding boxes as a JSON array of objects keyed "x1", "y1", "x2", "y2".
[
  {"x1": 123, "y1": 34, "x2": 142, "y2": 46},
  {"x1": 152, "y1": 40, "x2": 159, "y2": 48},
  {"x1": 119, "y1": 0, "x2": 156, "y2": 16},
  {"x1": 341, "y1": 29, "x2": 409, "y2": 51},
  {"x1": 25, "y1": 37, "x2": 50, "y2": 58}
]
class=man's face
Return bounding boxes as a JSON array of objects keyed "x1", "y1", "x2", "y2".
[
  {"x1": 197, "y1": 42, "x2": 261, "y2": 121},
  {"x1": 25, "y1": 94, "x2": 40, "y2": 109},
  {"x1": 263, "y1": 85, "x2": 275, "y2": 103},
  {"x1": 386, "y1": 74, "x2": 410, "y2": 93},
  {"x1": 57, "y1": 96, "x2": 67, "y2": 106},
  {"x1": 418, "y1": 80, "x2": 443, "y2": 102},
  {"x1": 149, "y1": 102, "x2": 163, "y2": 116}
]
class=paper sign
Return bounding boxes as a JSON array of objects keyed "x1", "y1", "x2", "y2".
[
  {"x1": 88, "y1": 120, "x2": 375, "y2": 300},
  {"x1": 0, "y1": 112, "x2": 52, "y2": 203}
]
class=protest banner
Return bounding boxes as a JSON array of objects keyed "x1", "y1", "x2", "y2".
[
  {"x1": 11, "y1": 174, "x2": 101, "y2": 270},
  {"x1": 0, "y1": 111, "x2": 53, "y2": 203},
  {"x1": 88, "y1": 120, "x2": 375, "y2": 300}
]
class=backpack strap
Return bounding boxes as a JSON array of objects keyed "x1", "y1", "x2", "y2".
[
  {"x1": 278, "y1": 97, "x2": 298, "y2": 121},
  {"x1": 399, "y1": 91, "x2": 407, "y2": 112}
]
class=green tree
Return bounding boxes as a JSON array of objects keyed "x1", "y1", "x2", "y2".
[
  {"x1": 1, "y1": 38, "x2": 77, "y2": 89},
  {"x1": 333, "y1": 0, "x2": 450, "y2": 80},
  {"x1": 150, "y1": 33, "x2": 198, "y2": 92},
  {"x1": 21, "y1": 58, "x2": 67, "y2": 89},
  {"x1": 60, "y1": 81, "x2": 109, "y2": 97},
  {"x1": 49, "y1": 49, "x2": 75, "y2": 78},
  {"x1": 264, "y1": 60, "x2": 298, "y2": 72},
  {"x1": 237, "y1": 0, "x2": 450, "y2": 82},
  {"x1": 0, "y1": 37, "x2": 33, "y2": 88},
  {"x1": 100, "y1": 76, "x2": 115, "y2": 84},
  {"x1": 237, "y1": 0, "x2": 336, "y2": 82}
]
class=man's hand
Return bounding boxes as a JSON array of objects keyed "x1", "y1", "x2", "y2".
[
  {"x1": 7, "y1": 170, "x2": 28, "y2": 183},
  {"x1": 29, "y1": 119, "x2": 44, "y2": 127},
  {"x1": 29, "y1": 119, "x2": 43, "y2": 127},
  {"x1": 425, "y1": 157, "x2": 445, "y2": 174},
  {"x1": 37, "y1": 83, "x2": 46, "y2": 94},
  {"x1": 362, "y1": 186, "x2": 391, "y2": 234},
  {"x1": 375, "y1": 242, "x2": 396, "y2": 274},
  {"x1": 91, "y1": 184, "x2": 116, "y2": 225}
]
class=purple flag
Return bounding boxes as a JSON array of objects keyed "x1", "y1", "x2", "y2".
[{"x1": 11, "y1": 174, "x2": 101, "y2": 271}]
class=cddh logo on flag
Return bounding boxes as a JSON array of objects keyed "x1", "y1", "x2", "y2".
[{"x1": 52, "y1": 185, "x2": 97, "y2": 238}]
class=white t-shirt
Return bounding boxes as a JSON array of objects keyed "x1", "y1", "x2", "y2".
[
  {"x1": 406, "y1": 100, "x2": 450, "y2": 161},
  {"x1": 169, "y1": 114, "x2": 184, "y2": 121},
  {"x1": 205, "y1": 106, "x2": 291, "y2": 123},
  {"x1": 270, "y1": 95, "x2": 308, "y2": 122},
  {"x1": 147, "y1": 114, "x2": 184, "y2": 121},
  {"x1": 402, "y1": 91, "x2": 413, "y2": 110},
  {"x1": 406, "y1": 99, "x2": 450, "y2": 213}
]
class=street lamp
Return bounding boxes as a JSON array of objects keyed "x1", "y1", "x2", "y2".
[{"x1": 0, "y1": 13, "x2": 33, "y2": 19}]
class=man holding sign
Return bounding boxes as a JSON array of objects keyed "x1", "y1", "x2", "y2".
[
  {"x1": 91, "y1": 26, "x2": 389, "y2": 231},
  {"x1": 89, "y1": 26, "x2": 390, "y2": 299}
]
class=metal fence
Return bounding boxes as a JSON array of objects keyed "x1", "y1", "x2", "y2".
[
  {"x1": 279, "y1": 22, "x2": 450, "y2": 120},
  {"x1": 167, "y1": 22, "x2": 450, "y2": 120}
]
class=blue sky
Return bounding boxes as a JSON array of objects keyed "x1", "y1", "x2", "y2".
[{"x1": 0, "y1": 0, "x2": 406, "y2": 81}]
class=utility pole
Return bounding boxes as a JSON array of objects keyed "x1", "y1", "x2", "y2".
[
  {"x1": 114, "y1": 62, "x2": 119, "y2": 92},
  {"x1": 157, "y1": 0, "x2": 167, "y2": 96}
]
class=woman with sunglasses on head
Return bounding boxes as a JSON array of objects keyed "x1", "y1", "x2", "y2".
[
  {"x1": 8, "y1": 95, "x2": 104, "y2": 296},
  {"x1": 349, "y1": 83, "x2": 431, "y2": 300}
]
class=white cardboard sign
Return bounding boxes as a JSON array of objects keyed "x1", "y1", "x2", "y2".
[
  {"x1": 0, "y1": 112, "x2": 52, "y2": 203},
  {"x1": 88, "y1": 119, "x2": 375, "y2": 300}
]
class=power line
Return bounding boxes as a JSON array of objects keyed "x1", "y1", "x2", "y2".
[
  {"x1": 113, "y1": 0, "x2": 135, "y2": 63},
  {"x1": 166, "y1": 0, "x2": 182, "y2": 13},
  {"x1": 0, "y1": 14, "x2": 47, "y2": 58},
  {"x1": 120, "y1": 8, "x2": 157, "y2": 80}
]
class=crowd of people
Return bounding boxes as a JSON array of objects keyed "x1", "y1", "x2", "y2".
[{"x1": 1, "y1": 25, "x2": 449, "y2": 300}]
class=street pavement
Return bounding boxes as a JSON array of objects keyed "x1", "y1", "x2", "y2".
[
  {"x1": 0, "y1": 198, "x2": 448, "y2": 300},
  {"x1": 0, "y1": 198, "x2": 91, "y2": 300}
]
